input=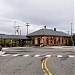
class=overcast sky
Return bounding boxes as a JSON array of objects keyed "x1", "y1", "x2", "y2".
[{"x1": 0, "y1": 0, "x2": 74, "y2": 35}]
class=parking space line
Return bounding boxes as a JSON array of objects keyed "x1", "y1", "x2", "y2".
[
  {"x1": 0, "y1": 54, "x2": 10, "y2": 56},
  {"x1": 12, "y1": 54, "x2": 20, "y2": 57},
  {"x1": 45, "y1": 55, "x2": 51, "y2": 57},
  {"x1": 68, "y1": 55, "x2": 75, "y2": 57},
  {"x1": 23, "y1": 54, "x2": 30, "y2": 57},
  {"x1": 57, "y1": 55, "x2": 62, "y2": 57},
  {"x1": 34, "y1": 55, "x2": 40, "y2": 57}
]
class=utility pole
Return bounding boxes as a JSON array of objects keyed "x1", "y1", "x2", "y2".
[
  {"x1": 71, "y1": 23, "x2": 72, "y2": 40},
  {"x1": 26, "y1": 23, "x2": 29, "y2": 35},
  {"x1": 71, "y1": 23, "x2": 74, "y2": 46},
  {"x1": 20, "y1": 30, "x2": 21, "y2": 35},
  {"x1": 14, "y1": 21, "x2": 16, "y2": 35},
  {"x1": 16, "y1": 25, "x2": 20, "y2": 35}
]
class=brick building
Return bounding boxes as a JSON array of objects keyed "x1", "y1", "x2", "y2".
[
  {"x1": 27, "y1": 28, "x2": 70, "y2": 46},
  {"x1": 0, "y1": 28, "x2": 70, "y2": 47}
]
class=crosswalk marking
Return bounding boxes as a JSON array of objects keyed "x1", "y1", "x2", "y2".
[
  {"x1": 68, "y1": 55, "x2": 75, "y2": 57},
  {"x1": 23, "y1": 54, "x2": 29, "y2": 57},
  {"x1": 12, "y1": 54, "x2": 20, "y2": 57},
  {"x1": 57, "y1": 55, "x2": 62, "y2": 57},
  {"x1": 0, "y1": 54, "x2": 74, "y2": 58},
  {"x1": 34, "y1": 55, "x2": 40, "y2": 57},
  {"x1": 45, "y1": 55, "x2": 51, "y2": 57},
  {"x1": 0, "y1": 54, "x2": 10, "y2": 56}
]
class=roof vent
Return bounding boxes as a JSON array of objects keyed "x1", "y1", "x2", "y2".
[
  {"x1": 44, "y1": 26, "x2": 46, "y2": 29},
  {"x1": 54, "y1": 28, "x2": 56, "y2": 31}
]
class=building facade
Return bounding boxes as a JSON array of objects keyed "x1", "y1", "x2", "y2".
[
  {"x1": 27, "y1": 28, "x2": 70, "y2": 46},
  {"x1": 0, "y1": 28, "x2": 70, "y2": 47},
  {"x1": 0, "y1": 34, "x2": 31, "y2": 47}
]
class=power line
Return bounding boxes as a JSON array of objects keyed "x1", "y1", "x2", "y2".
[{"x1": 0, "y1": 20, "x2": 12, "y2": 22}]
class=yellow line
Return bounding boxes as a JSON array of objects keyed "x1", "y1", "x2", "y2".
[
  {"x1": 42, "y1": 59, "x2": 44, "y2": 69},
  {"x1": 41, "y1": 58, "x2": 53, "y2": 75},
  {"x1": 44, "y1": 58, "x2": 52, "y2": 75},
  {"x1": 42, "y1": 59, "x2": 48, "y2": 75}
]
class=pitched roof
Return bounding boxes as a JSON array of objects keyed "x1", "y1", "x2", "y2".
[
  {"x1": 0, "y1": 35, "x2": 30, "y2": 39},
  {"x1": 27, "y1": 29, "x2": 70, "y2": 37}
]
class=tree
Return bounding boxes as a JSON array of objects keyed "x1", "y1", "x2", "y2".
[
  {"x1": 72, "y1": 34, "x2": 75, "y2": 45},
  {"x1": 67, "y1": 38, "x2": 73, "y2": 46}
]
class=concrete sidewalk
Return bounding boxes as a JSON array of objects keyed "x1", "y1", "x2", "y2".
[
  {"x1": 0, "y1": 51, "x2": 5, "y2": 55},
  {"x1": 43, "y1": 46, "x2": 75, "y2": 49},
  {"x1": 0, "y1": 48, "x2": 9, "y2": 55},
  {"x1": 43, "y1": 46, "x2": 63, "y2": 49},
  {"x1": 2, "y1": 48, "x2": 9, "y2": 50}
]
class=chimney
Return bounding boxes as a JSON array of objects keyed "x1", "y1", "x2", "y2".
[
  {"x1": 44, "y1": 26, "x2": 46, "y2": 29},
  {"x1": 54, "y1": 28, "x2": 56, "y2": 31}
]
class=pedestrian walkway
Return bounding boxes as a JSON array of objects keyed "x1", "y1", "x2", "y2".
[{"x1": 0, "y1": 53, "x2": 75, "y2": 58}]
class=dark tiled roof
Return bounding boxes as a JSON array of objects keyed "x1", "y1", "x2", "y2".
[
  {"x1": 0, "y1": 35, "x2": 30, "y2": 39},
  {"x1": 27, "y1": 29, "x2": 70, "y2": 37}
]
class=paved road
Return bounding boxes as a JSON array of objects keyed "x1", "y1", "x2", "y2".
[{"x1": 0, "y1": 46, "x2": 75, "y2": 75}]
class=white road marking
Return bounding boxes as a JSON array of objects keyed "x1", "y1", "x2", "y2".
[
  {"x1": 12, "y1": 54, "x2": 20, "y2": 57},
  {"x1": 1, "y1": 54, "x2": 10, "y2": 56},
  {"x1": 23, "y1": 54, "x2": 29, "y2": 57},
  {"x1": 57, "y1": 55, "x2": 62, "y2": 57},
  {"x1": 0, "y1": 53, "x2": 74, "y2": 58},
  {"x1": 34, "y1": 55, "x2": 40, "y2": 57},
  {"x1": 45, "y1": 55, "x2": 51, "y2": 57},
  {"x1": 68, "y1": 55, "x2": 75, "y2": 57}
]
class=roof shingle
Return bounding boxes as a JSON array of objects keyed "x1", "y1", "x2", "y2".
[{"x1": 27, "y1": 29, "x2": 70, "y2": 37}]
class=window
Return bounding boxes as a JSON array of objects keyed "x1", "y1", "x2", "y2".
[
  {"x1": 51, "y1": 37, "x2": 52, "y2": 40},
  {"x1": 58, "y1": 38, "x2": 60, "y2": 43},
  {"x1": 62, "y1": 39, "x2": 64, "y2": 44},
  {"x1": 46, "y1": 38, "x2": 48, "y2": 45},
  {"x1": 54, "y1": 39, "x2": 56, "y2": 44},
  {"x1": 38, "y1": 38, "x2": 40, "y2": 45},
  {"x1": 32, "y1": 38, "x2": 35, "y2": 45}
]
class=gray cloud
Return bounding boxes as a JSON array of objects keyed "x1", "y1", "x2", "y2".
[{"x1": 0, "y1": 0, "x2": 74, "y2": 34}]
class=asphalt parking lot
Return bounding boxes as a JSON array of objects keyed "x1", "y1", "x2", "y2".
[{"x1": 0, "y1": 46, "x2": 75, "y2": 75}]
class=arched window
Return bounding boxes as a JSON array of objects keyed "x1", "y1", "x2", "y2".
[
  {"x1": 46, "y1": 38, "x2": 48, "y2": 45},
  {"x1": 51, "y1": 37, "x2": 52, "y2": 40},
  {"x1": 58, "y1": 38, "x2": 60, "y2": 43},
  {"x1": 54, "y1": 39, "x2": 56, "y2": 44},
  {"x1": 62, "y1": 39, "x2": 64, "y2": 44},
  {"x1": 32, "y1": 38, "x2": 35, "y2": 45},
  {"x1": 38, "y1": 38, "x2": 40, "y2": 45}
]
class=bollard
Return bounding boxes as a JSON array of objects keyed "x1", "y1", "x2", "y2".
[{"x1": 0, "y1": 45, "x2": 2, "y2": 51}]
